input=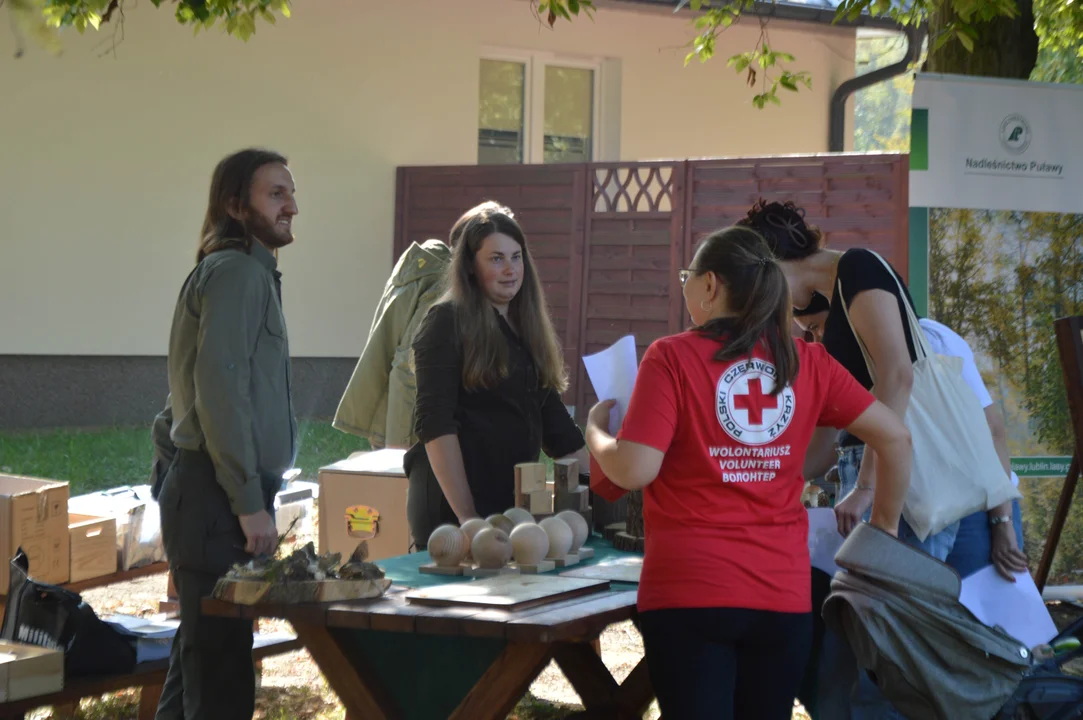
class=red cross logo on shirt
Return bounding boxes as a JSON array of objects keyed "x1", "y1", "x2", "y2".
[{"x1": 732, "y1": 377, "x2": 779, "y2": 426}]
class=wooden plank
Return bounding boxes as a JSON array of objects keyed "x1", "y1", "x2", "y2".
[
  {"x1": 504, "y1": 589, "x2": 638, "y2": 643},
  {"x1": 0, "y1": 636, "x2": 300, "y2": 715},
  {"x1": 589, "y1": 231, "x2": 670, "y2": 247},
  {"x1": 448, "y1": 643, "x2": 553, "y2": 720},
  {"x1": 586, "y1": 281, "x2": 668, "y2": 297},
  {"x1": 404, "y1": 576, "x2": 610, "y2": 611},
  {"x1": 55, "y1": 561, "x2": 168, "y2": 595},
  {"x1": 559, "y1": 556, "x2": 642, "y2": 584},
  {"x1": 586, "y1": 304, "x2": 669, "y2": 322}
]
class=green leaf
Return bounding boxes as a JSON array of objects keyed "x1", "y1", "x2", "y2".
[
  {"x1": 87, "y1": 12, "x2": 101, "y2": 30},
  {"x1": 768, "y1": 92, "x2": 782, "y2": 105},
  {"x1": 569, "y1": 0, "x2": 580, "y2": 13},
  {"x1": 956, "y1": 29, "x2": 975, "y2": 52}
]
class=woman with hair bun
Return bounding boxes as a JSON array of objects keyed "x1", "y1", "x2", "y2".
[{"x1": 737, "y1": 199, "x2": 947, "y2": 552}]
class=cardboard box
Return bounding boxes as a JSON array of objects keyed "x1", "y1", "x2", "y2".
[
  {"x1": 69, "y1": 513, "x2": 118, "y2": 583},
  {"x1": 0, "y1": 475, "x2": 70, "y2": 595},
  {"x1": 318, "y1": 449, "x2": 410, "y2": 562},
  {"x1": 0, "y1": 639, "x2": 64, "y2": 702}
]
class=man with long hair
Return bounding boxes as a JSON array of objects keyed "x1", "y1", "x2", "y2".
[{"x1": 149, "y1": 148, "x2": 299, "y2": 720}]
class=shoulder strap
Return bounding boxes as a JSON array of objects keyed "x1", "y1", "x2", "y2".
[{"x1": 836, "y1": 251, "x2": 931, "y2": 386}]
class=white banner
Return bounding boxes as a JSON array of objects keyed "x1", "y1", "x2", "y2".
[{"x1": 909, "y1": 73, "x2": 1083, "y2": 214}]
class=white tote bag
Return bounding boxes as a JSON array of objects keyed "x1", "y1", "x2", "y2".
[{"x1": 838, "y1": 252, "x2": 1021, "y2": 541}]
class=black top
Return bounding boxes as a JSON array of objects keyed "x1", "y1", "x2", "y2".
[
  {"x1": 821, "y1": 249, "x2": 920, "y2": 447},
  {"x1": 404, "y1": 301, "x2": 585, "y2": 537}
]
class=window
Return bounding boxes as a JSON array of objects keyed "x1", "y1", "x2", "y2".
[{"x1": 478, "y1": 51, "x2": 599, "y2": 165}]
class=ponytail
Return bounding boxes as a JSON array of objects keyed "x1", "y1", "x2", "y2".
[{"x1": 692, "y1": 226, "x2": 800, "y2": 393}]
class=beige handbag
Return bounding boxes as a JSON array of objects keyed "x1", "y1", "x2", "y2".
[{"x1": 838, "y1": 251, "x2": 1021, "y2": 541}]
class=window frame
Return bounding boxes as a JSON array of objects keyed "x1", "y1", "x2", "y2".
[{"x1": 479, "y1": 46, "x2": 603, "y2": 165}]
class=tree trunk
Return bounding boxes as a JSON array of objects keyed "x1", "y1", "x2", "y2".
[{"x1": 923, "y1": 0, "x2": 1039, "y2": 79}]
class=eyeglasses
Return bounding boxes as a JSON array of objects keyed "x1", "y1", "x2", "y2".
[{"x1": 678, "y1": 269, "x2": 693, "y2": 287}]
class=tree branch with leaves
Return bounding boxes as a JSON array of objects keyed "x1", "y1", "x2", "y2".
[{"x1": 7, "y1": 0, "x2": 291, "y2": 56}]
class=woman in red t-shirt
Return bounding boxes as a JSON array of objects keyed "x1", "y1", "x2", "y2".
[{"x1": 584, "y1": 227, "x2": 913, "y2": 720}]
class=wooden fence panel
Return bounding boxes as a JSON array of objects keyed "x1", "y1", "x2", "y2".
[{"x1": 395, "y1": 153, "x2": 909, "y2": 419}]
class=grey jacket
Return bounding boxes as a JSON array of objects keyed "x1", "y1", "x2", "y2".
[{"x1": 823, "y1": 522, "x2": 1032, "y2": 720}]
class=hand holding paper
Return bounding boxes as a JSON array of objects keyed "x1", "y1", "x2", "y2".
[{"x1": 582, "y1": 335, "x2": 639, "y2": 435}]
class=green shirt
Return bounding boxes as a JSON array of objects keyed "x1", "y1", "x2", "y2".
[{"x1": 152, "y1": 241, "x2": 297, "y2": 516}]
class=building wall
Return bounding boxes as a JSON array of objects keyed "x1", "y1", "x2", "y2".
[{"x1": 0, "y1": 0, "x2": 856, "y2": 427}]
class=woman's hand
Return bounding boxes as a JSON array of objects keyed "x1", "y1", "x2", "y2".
[
  {"x1": 587, "y1": 399, "x2": 617, "y2": 436},
  {"x1": 835, "y1": 488, "x2": 874, "y2": 538},
  {"x1": 990, "y1": 522, "x2": 1028, "y2": 582}
]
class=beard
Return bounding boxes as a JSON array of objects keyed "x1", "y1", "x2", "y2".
[{"x1": 246, "y1": 209, "x2": 295, "y2": 251}]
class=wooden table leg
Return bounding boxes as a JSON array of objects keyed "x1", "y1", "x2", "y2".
[
  {"x1": 291, "y1": 623, "x2": 402, "y2": 720},
  {"x1": 448, "y1": 643, "x2": 553, "y2": 720},
  {"x1": 139, "y1": 682, "x2": 164, "y2": 720},
  {"x1": 51, "y1": 703, "x2": 77, "y2": 719},
  {"x1": 554, "y1": 643, "x2": 654, "y2": 720}
]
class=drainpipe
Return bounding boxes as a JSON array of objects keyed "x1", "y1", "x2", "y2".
[{"x1": 829, "y1": 23, "x2": 925, "y2": 152}]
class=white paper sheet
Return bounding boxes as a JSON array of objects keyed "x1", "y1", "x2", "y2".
[
  {"x1": 807, "y1": 508, "x2": 844, "y2": 576},
  {"x1": 958, "y1": 565, "x2": 1058, "y2": 648},
  {"x1": 582, "y1": 335, "x2": 639, "y2": 435}
]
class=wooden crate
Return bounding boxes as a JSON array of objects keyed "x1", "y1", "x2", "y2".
[{"x1": 69, "y1": 513, "x2": 118, "y2": 583}]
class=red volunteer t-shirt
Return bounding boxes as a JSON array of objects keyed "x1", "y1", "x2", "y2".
[{"x1": 619, "y1": 332, "x2": 875, "y2": 614}]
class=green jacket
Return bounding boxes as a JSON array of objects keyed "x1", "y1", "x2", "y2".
[{"x1": 334, "y1": 239, "x2": 451, "y2": 449}]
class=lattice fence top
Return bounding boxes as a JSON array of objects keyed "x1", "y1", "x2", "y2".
[{"x1": 593, "y1": 165, "x2": 675, "y2": 214}]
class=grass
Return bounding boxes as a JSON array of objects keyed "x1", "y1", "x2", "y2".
[{"x1": 0, "y1": 421, "x2": 368, "y2": 495}]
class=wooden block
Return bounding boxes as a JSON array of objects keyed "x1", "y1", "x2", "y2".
[
  {"x1": 512, "y1": 559, "x2": 556, "y2": 574},
  {"x1": 553, "y1": 458, "x2": 579, "y2": 493},
  {"x1": 554, "y1": 485, "x2": 590, "y2": 512},
  {"x1": 577, "y1": 547, "x2": 595, "y2": 560},
  {"x1": 419, "y1": 563, "x2": 466, "y2": 576},
  {"x1": 528, "y1": 490, "x2": 552, "y2": 515},
  {"x1": 515, "y1": 463, "x2": 548, "y2": 495},
  {"x1": 604, "y1": 522, "x2": 626, "y2": 542},
  {"x1": 553, "y1": 553, "x2": 580, "y2": 568},
  {"x1": 464, "y1": 565, "x2": 521, "y2": 578}
]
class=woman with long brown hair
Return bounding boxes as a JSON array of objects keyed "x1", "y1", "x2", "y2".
[
  {"x1": 585, "y1": 226, "x2": 912, "y2": 720},
  {"x1": 405, "y1": 201, "x2": 588, "y2": 546}
]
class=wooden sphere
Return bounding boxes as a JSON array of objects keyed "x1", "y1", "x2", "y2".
[
  {"x1": 471, "y1": 527, "x2": 513, "y2": 569},
  {"x1": 503, "y1": 507, "x2": 535, "y2": 527},
  {"x1": 510, "y1": 523, "x2": 549, "y2": 566},
  {"x1": 460, "y1": 518, "x2": 491, "y2": 543},
  {"x1": 486, "y1": 513, "x2": 515, "y2": 536},
  {"x1": 428, "y1": 524, "x2": 469, "y2": 567},
  {"x1": 556, "y1": 511, "x2": 589, "y2": 553},
  {"x1": 539, "y1": 516, "x2": 573, "y2": 560},
  {"x1": 459, "y1": 517, "x2": 492, "y2": 561}
]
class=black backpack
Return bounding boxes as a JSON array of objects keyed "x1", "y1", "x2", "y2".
[
  {"x1": 0, "y1": 548, "x2": 136, "y2": 677},
  {"x1": 995, "y1": 612, "x2": 1083, "y2": 719}
]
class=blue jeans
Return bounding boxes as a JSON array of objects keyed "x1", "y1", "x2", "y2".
[
  {"x1": 945, "y1": 498, "x2": 1025, "y2": 579},
  {"x1": 817, "y1": 445, "x2": 960, "y2": 720}
]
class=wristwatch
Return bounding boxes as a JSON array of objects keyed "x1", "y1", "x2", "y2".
[{"x1": 988, "y1": 514, "x2": 1013, "y2": 526}]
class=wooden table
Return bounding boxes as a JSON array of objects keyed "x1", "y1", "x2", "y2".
[{"x1": 202, "y1": 547, "x2": 654, "y2": 720}]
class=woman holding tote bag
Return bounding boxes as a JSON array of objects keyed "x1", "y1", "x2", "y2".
[
  {"x1": 739, "y1": 199, "x2": 1019, "y2": 554},
  {"x1": 740, "y1": 199, "x2": 1020, "y2": 720}
]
